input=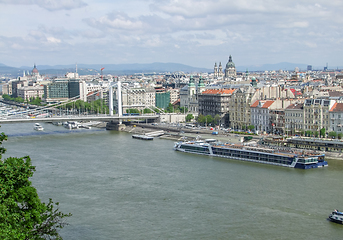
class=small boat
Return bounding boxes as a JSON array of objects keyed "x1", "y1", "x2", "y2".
[
  {"x1": 33, "y1": 123, "x2": 44, "y2": 131},
  {"x1": 132, "y1": 135, "x2": 153, "y2": 140},
  {"x1": 329, "y1": 210, "x2": 343, "y2": 224}
]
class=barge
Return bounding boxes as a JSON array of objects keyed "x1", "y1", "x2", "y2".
[
  {"x1": 173, "y1": 140, "x2": 328, "y2": 169},
  {"x1": 132, "y1": 135, "x2": 154, "y2": 140}
]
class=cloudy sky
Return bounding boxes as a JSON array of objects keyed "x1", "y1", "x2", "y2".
[{"x1": 1, "y1": 0, "x2": 343, "y2": 69}]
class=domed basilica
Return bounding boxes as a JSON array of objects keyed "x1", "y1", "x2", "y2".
[{"x1": 214, "y1": 55, "x2": 237, "y2": 80}]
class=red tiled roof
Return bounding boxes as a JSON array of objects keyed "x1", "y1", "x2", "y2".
[
  {"x1": 250, "y1": 100, "x2": 259, "y2": 108},
  {"x1": 262, "y1": 100, "x2": 274, "y2": 108},
  {"x1": 201, "y1": 89, "x2": 235, "y2": 95},
  {"x1": 290, "y1": 88, "x2": 302, "y2": 96},
  {"x1": 250, "y1": 100, "x2": 274, "y2": 108},
  {"x1": 329, "y1": 102, "x2": 343, "y2": 112}
]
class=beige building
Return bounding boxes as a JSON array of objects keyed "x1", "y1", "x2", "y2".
[
  {"x1": 121, "y1": 87, "x2": 156, "y2": 113},
  {"x1": 229, "y1": 86, "x2": 257, "y2": 130},
  {"x1": 303, "y1": 98, "x2": 334, "y2": 132},
  {"x1": 168, "y1": 88, "x2": 180, "y2": 104},
  {"x1": 284, "y1": 103, "x2": 304, "y2": 135},
  {"x1": 17, "y1": 85, "x2": 44, "y2": 101},
  {"x1": 251, "y1": 99, "x2": 294, "y2": 133}
]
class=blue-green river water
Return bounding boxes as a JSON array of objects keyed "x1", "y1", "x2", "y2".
[{"x1": 1, "y1": 122, "x2": 343, "y2": 239}]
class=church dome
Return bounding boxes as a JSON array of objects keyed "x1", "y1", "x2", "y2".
[
  {"x1": 32, "y1": 64, "x2": 39, "y2": 75},
  {"x1": 226, "y1": 55, "x2": 235, "y2": 68}
]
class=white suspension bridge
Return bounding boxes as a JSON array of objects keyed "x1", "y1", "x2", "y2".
[{"x1": 0, "y1": 81, "x2": 160, "y2": 126}]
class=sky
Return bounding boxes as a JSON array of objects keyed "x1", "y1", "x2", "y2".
[{"x1": 1, "y1": 0, "x2": 343, "y2": 69}]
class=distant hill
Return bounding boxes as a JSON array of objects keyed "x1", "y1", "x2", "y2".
[
  {"x1": 237, "y1": 62, "x2": 328, "y2": 72},
  {"x1": 0, "y1": 61, "x2": 331, "y2": 78},
  {"x1": 20, "y1": 63, "x2": 211, "y2": 75}
]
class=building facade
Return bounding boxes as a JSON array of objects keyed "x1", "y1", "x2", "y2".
[
  {"x1": 17, "y1": 85, "x2": 44, "y2": 101},
  {"x1": 228, "y1": 86, "x2": 257, "y2": 130},
  {"x1": 303, "y1": 98, "x2": 334, "y2": 132},
  {"x1": 198, "y1": 89, "x2": 234, "y2": 126}
]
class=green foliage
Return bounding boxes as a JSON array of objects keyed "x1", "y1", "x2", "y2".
[
  {"x1": 314, "y1": 131, "x2": 319, "y2": 138},
  {"x1": 185, "y1": 114, "x2": 194, "y2": 122},
  {"x1": 143, "y1": 108, "x2": 153, "y2": 114},
  {"x1": 179, "y1": 107, "x2": 188, "y2": 113},
  {"x1": 213, "y1": 114, "x2": 221, "y2": 126},
  {"x1": 196, "y1": 114, "x2": 214, "y2": 126},
  {"x1": 165, "y1": 103, "x2": 174, "y2": 113},
  {"x1": 248, "y1": 125, "x2": 255, "y2": 131},
  {"x1": 1, "y1": 95, "x2": 25, "y2": 104},
  {"x1": 126, "y1": 108, "x2": 140, "y2": 114},
  {"x1": 328, "y1": 131, "x2": 337, "y2": 139},
  {"x1": 305, "y1": 130, "x2": 313, "y2": 137},
  {"x1": 320, "y1": 128, "x2": 326, "y2": 138},
  {"x1": 29, "y1": 97, "x2": 42, "y2": 106},
  {"x1": 2, "y1": 94, "x2": 11, "y2": 101},
  {"x1": 338, "y1": 133, "x2": 343, "y2": 140},
  {"x1": 232, "y1": 131, "x2": 256, "y2": 136},
  {"x1": 196, "y1": 114, "x2": 205, "y2": 125},
  {"x1": 59, "y1": 99, "x2": 109, "y2": 114},
  {"x1": 0, "y1": 130, "x2": 71, "y2": 239}
]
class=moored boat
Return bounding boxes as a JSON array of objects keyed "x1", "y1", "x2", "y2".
[
  {"x1": 329, "y1": 210, "x2": 343, "y2": 224},
  {"x1": 173, "y1": 140, "x2": 328, "y2": 169},
  {"x1": 33, "y1": 123, "x2": 44, "y2": 131},
  {"x1": 132, "y1": 135, "x2": 153, "y2": 140}
]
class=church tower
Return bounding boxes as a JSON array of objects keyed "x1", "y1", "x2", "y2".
[
  {"x1": 198, "y1": 76, "x2": 206, "y2": 94},
  {"x1": 218, "y1": 62, "x2": 223, "y2": 77},
  {"x1": 188, "y1": 75, "x2": 196, "y2": 97},
  {"x1": 214, "y1": 62, "x2": 218, "y2": 77}
]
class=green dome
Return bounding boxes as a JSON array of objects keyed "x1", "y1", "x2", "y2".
[{"x1": 226, "y1": 55, "x2": 235, "y2": 68}]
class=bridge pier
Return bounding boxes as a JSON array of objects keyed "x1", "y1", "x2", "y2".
[{"x1": 106, "y1": 121, "x2": 126, "y2": 131}]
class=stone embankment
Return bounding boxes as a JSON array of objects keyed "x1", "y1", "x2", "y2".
[
  {"x1": 122, "y1": 123, "x2": 343, "y2": 161},
  {"x1": 123, "y1": 123, "x2": 257, "y2": 143}
]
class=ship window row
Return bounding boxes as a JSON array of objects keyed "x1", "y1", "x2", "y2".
[
  {"x1": 212, "y1": 148, "x2": 293, "y2": 165},
  {"x1": 180, "y1": 145, "x2": 209, "y2": 153},
  {"x1": 297, "y1": 157, "x2": 318, "y2": 164}
]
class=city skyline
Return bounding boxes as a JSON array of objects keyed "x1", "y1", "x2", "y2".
[{"x1": 1, "y1": 0, "x2": 343, "y2": 69}]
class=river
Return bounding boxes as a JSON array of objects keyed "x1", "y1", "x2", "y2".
[{"x1": 1, "y1": 122, "x2": 343, "y2": 239}]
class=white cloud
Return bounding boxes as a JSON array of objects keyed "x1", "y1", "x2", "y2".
[
  {"x1": 0, "y1": 0, "x2": 87, "y2": 11},
  {"x1": 2, "y1": 0, "x2": 343, "y2": 67},
  {"x1": 47, "y1": 37, "x2": 61, "y2": 43}
]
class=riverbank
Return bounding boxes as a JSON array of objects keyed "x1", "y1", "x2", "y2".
[{"x1": 122, "y1": 123, "x2": 343, "y2": 161}]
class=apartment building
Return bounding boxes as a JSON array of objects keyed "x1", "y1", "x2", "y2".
[
  {"x1": 198, "y1": 89, "x2": 234, "y2": 126},
  {"x1": 228, "y1": 86, "x2": 257, "y2": 130},
  {"x1": 303, "y1": 98, "x2": 334, "y2": 132}
]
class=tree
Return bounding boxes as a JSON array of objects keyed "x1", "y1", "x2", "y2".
[
  {"x1": 196, "y1": 114, "x2": 206, "y2": 125},
  {"x1": 143, "y1": 108, "x2": 153, "y2": 114},
  {"x1": 185, "y1": 114, "x2": 194, "y2": 122},
  {"x1": 305, "y1": 130, "x2": 312, "y2": 137},
  {"x1": 248, "y1": 125, "x2": 255, "y2": 131},
  {"x1": 338, "y1": 133, "x2": 343, "y2": 140},
  {"x1": 179, "y1": 107, "x2": 188, "y2": 113},
  {"x1": 213, "y1": 114, "x2": 221, "y2": 126},
  {"x1": 205, "y1": 115, "x2": 213, "y2": 126},
  {"x1": 0, "y1": 131, "x2": 71, "y2": 239},
  {"x1": 328, "y1": 131, "x2": 337, "y2": 139},
  {"x1": 126, "y1": 108, "x2": 140, "y2": 114},
  {"x1": 300, "y1": 130, "x2": 305, "y2": 136},
  {"x1": 165, "y1": 103, "x2": 174, "y2": 113},
  {"x1": 320, "y1": 128, "x2": 326, "y2": 138},
  {"x1": 314, "y1": 131, "x2": 319, "y2": 138}
]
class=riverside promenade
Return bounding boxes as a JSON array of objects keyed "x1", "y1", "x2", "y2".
[{"x1": 124, "y1": 123, "x2": 343, "y2": 161}]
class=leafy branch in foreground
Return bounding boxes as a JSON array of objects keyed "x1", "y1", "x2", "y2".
[{"x1": 0, "y1": 130, "x2": 71, "y2": 239}]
